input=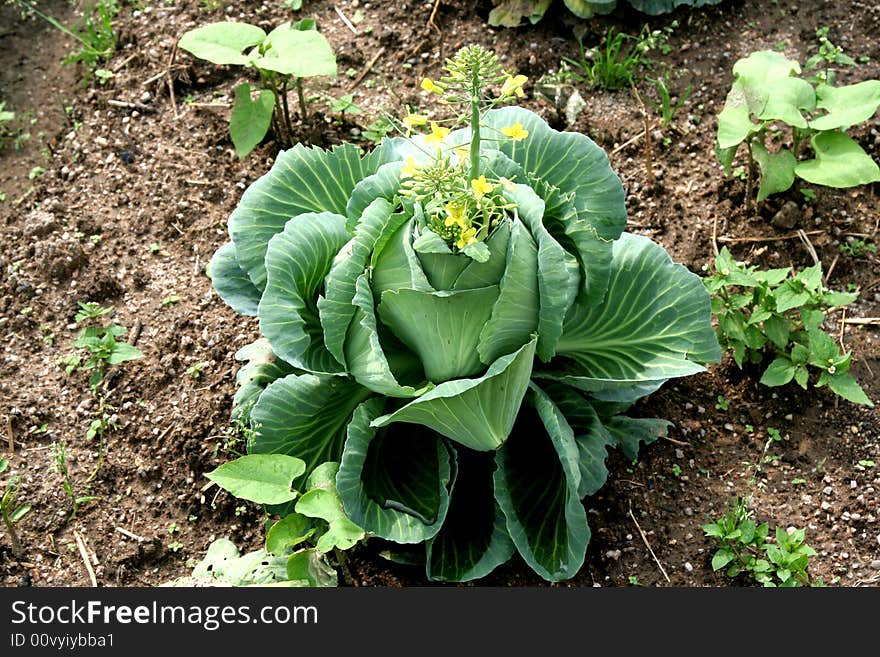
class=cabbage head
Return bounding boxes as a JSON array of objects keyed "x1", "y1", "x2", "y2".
[{"x1": 209, "y1": 87, "x2": 720, "y2": 582}]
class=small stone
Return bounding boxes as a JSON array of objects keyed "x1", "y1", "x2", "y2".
[
  {"x1": 684, "y1": 507, "x2": 694, "y2": 516},
  {"x1": 675, "y1": 449, "x2": 685, "y2": 459},
  {"x1": 823, "y1": 486, "x2": 833, "y2": 495},
  {"x1": 605, "y1": 549, "x2": 622, "y2": 561},
  {"x1": 872, "y1": 560, "x2": 880, "y2": 571},
  {"x1": 771, "y1": 201, "x2": 801, "y2": 229},
  {"x1": 821, "y1": 501, "x2": 832, "y2": 511},
  {"x1": 684, "y1": 562, "x2": 694, "y2": 572}
]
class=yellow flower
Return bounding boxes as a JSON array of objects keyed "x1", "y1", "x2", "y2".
[
  {"x1": 424, "y1": 121, "x2": 450, "y2": 145},
  {"x1": 456, "y1": 227, "x2": 477, "y2": 249},
  {"x1": 501, "y1": 74, "x2": 528, "y2": 98},
  {"x1": 403, "y1": 113, "x2": 428, "y2": 128},
  {"x1": 400, "y1": 157, "x2": 419, "y2": 179},
  {"x1": 444, "y1": 202, "x2": 467, "y2": 228},
  {"x1": 455, "y1": 147, "x2": 470, "y2": 164},
  {"x1": 420, "y1": 78, "x2": 444, "y2": 94},
  {"x1": 470, "y1": 175, "x2": 495, "y2": 201},
  {"x1": 500, "y1": 123, "x2": 529, "y2": 141}
]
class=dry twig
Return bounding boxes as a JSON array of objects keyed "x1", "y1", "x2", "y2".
[
  {"x1": 334, "y1": 6, "x2": 358, "y2": 35},
  {"x1": 628, "y1": 504, "x2": 670, "y2": 583},
  {"x1": 73, "y1": 530, "x2": 98, "y2": 587},
  {"x1": 718, "y1": 230, "x2": 824, "y2": 244},
  {"x1": 5, "y1": 415, "x2": 13, "y2": 454},
  {"x1": 347, "y1": 46, "x2": 386, "y2": 92}
]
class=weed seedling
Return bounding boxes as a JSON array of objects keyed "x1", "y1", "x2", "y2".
[
  {"x1": 1, "y1": 459, "x2": 32, "y2": 557},
  {"x1": 178, "y1": 18, "x2": 337, "y2": 156},
  {"x1": 704, "y1": 248, "x2": 872, "y2": 406},
  {"x1": 61, "y1": 301, "x2": 143, "y2": 391},
  {"x1": 185, "y1": 361, "x2": 208, "y2": 379},
  {"x1": 51, "y1": 442, "x2": 97, "y2": 519}
]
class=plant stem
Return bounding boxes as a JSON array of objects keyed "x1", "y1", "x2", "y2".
[
  {"x1": 1, "y1": 507, "x2": 23, "y2": 558},
  {"x1": 280, "y1": 76, "x2": 293, "y2": 141},
  {"x1": 469, "y1": 70, "x2": 481, "y2": 181},
  {"x1": 295, "y1": 77, "x2": 308, "y2": 123}
]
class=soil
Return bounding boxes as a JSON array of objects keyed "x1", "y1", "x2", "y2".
[{"x1": 1, "y1": 0, "x2": 879, "y2": 589}]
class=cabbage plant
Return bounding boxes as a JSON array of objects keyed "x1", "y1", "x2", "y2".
[
  {"x1": 488, "y1": 0, "x2": 724, "y2": 26},
  {"x1": 209, "y1": 45, "x2": 720, "y2": 582}
]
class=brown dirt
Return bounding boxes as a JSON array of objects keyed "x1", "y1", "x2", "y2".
[{"x1": 1, "y1": 0, "x2": 878, "y2": 589}]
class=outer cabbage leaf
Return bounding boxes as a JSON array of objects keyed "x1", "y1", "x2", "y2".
[
  {"x1": 260, "y1": 212, "x2": 350, "y2": 374},
  {"x1": 371, "y1": 337, "x2": 537, "y2": 451},
  {"x1": 483, "y1": 106, "x2": 626, "y2": 304},
  {"x1": 337, "y1": 399, "x2": 453, "y2": 543},
  {"x1": 554, "y1": 232, "x2": 721, "y2": 390},
  {"x1": 231, "y1": 338, "x2": 297, "y2": 423},
  {"x1": 208, "y1": 242, "x2": 262, "y2": 316},
  {"x1": 426, "y1": 447, "x2": 516, "y2": 582},
  {"x1": 494, "y1": 383, "x2": 588, "y2": 582},
  {"x1": 317, "y1": 198, "x2": 404, "y2": 365},
  {"x1": 249, "y1": 373, "x2": 372, "y2": 486},
  {"x1": 228, "y1": 143, "x2": 374, "y2": 290}
]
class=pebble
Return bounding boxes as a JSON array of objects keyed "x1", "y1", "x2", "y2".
[
  {"x1": 821, "y1": 501, "x2": 832, "y2": 511},
  {"x1": 605, "y1": 550, "x2": 622, "y2": 561},
  {"x1": 823, "y1": 486, "x2": 833, "y2": 495},
  {"x1": 675, "y1": 449, "x2": 685, "y2": 459},
  {"x1": 684, "y1": 562, "x2": 694, "y2": 572},
  {"x1": 873, "y1": 561, "x2": 880, "y2": 571}
]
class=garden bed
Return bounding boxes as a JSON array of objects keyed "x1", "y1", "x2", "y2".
[{"x1": 1, "y1": 0, "x2": 878, "y2": 588}]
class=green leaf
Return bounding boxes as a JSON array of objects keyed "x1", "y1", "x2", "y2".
[
  {"x1": 178, "y1": 22, "x2": 266, "y2": 66},
  {"x1": 794, "y1": 365, "x2": 809, "y2": 389},
  {"x1": 229, "y1": 83, "x2": 274, "y2": 159},
  {"x1": 826, "y1": 372, "x2": 873, "y2": 406},
  {"x1": 426, "y1": 447, "x2": 516, "y2": 582},
  {"x1": 809, "y1": 81, "x2": 880, "y2": 131},
  {"x1": 795, "y1": 132, "x2": 880, "y2": 188},
  {"x1": 807, "y1": 328, "x2": 839, "y2": 367},
  {"x1": 344, "y1": 274, "x2": 429, "y2": 397},
  {"x1": 337, "y1": 398, "x2": 453, "y2": 543},
  {"x1": 494, "y1": 384, "x2": 588, "y2": 582},
  {"x1": 412, "y1": 229, "x2": 452, "y2": 254},
  {"x1": 371, "y1": 337, "x2": 537, "y2": 452},
  {"x1": 107, "y1": 342, "x2": 144, "y2": 365},
  {"x1": 377, "y1": 285, "x2": 499, "y2": 383},
  {"x1": 286, "y1": 548, "x2": 338, "y2": 587},
  {"x1": 229, "y1": 143, "x2": 371, "y2": 290},
  {"x1": 751, "y1": 142, "x2": 797, "y2": 202},
  {"x1": 231, "y1": 339, "x2": 296, "y2": 423},
  {"x1": 188, "y1": 539, "x2": 292, "y2": 586},
  {"x1": 370, "y1": 219, "x2": 433, "y2": 296},
  {"x1": 477, "y1": 218, "x2": 539, "y2": 364},
  {"x1": 250, "y1": 25, "x2": 337, "y2": 78},
  {"x1": 716, "y1": 143, "x2": 739, "y2": 176},
  {"x1": 453, "y1": 221, "x2": 511, "y2": 290},
  {"x1": 317, "y1": 198, "x2": 403, "y2": 366},
  {"x1": 266, "y1": 514, "x2": 314, "y2": 556},
  {"x1": 250, "y1": 373, "x2": 373, "y2": 486},
  {"x1": 346, "y1": 161, "x2": 405, "y2": 232},
  {"x1": 760, "y1": 358, "x2": 796, "y2": 387},
  {"x1": 205, "y1": 454, "x2": 306, "y2": 505},
  {"x1": 730, "y1": 51, "x2": 815, "y2": 128},
  {"x1": 557, "y1": 233, "x2": 720, "y2": 383},
  {"x1": 260, "y1": 212, "x2": 350, "y2": 374},
  {"x1": 417, "y1": 251, "x2": 472, "y2": 290},
  {"x1": 543, "y1": 385, "x2": 614, "y2": 497},
  {"x1": 483, "y1": 106, "x2": 626, "y2": 305},
  {"x1": 604, "y1": 415, "x2": 670, "y2": 462},
  {"x1": 711, "y1": 548, "x2": 736, "y2": 571},
  {"x1": 504, "y1": 183, "x2": 580, "y2": 361},
  {"x1": 488, "y1": 0, "x2": 552, "y2": 26},
  {"x1": 763, "y1": 314, "x2": 791, "y2": 350},
  {"x1": 295, "y1": 487, "x2": 365, "y2": 554},
  {"x1": 717, "y1": 104, "x2": 760, "y2": 149},
  {"x1": 774, "y1": 282, "x2": 810, "y2": 313},
  {"x1": 461, "y1": 240, "x2": 491, "y2": 263},
  {"x1": 208, "y1": 242, "x2": 262, "y2": 316}
]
